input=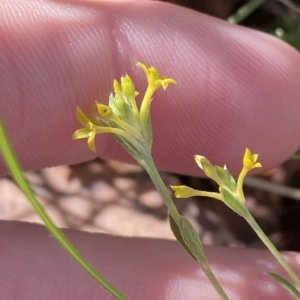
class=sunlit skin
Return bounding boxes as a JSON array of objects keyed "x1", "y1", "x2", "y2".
[{"x1": 1, "y1": 0, "x2": 300, "y2": 299}]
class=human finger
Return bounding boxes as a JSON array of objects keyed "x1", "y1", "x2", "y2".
[
  {"x1": 1, "y1": 0, "x2": 300, "y2": 175},
  {"x1": 1, "y1": 221, "x2": 299, "y2": 300}
]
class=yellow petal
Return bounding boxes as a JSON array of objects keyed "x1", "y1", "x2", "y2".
[
  {"x1": 243, "y1": 148, "x2": 251, "y2": 166},
  {"x1": 97, "y1": 104, "x2": 113, "y2": 119},
  {"x1": 250, "y1": 153, "x2": 259, "y2": 163},
  {"x1": 136, "y1": 62, "x2": 150, "y2": 77},
  {"x1": 87, "y1": 131, "x2": 96, "y2": 152},
  {"x1": 72, "y1": 128, "x2": 90, "y2": 140},
  {"x1": 155, "y1": 78, "x2": 177, "y2": 90},
  {"x1": 254, "y1": 162, "x2": 262, "y2": 168},
  {"x1": 137, "y1": 62, "x2": 176, "y2": 91},
  {"x1": 171, "y1": 185, "x2": 199, "y2": 198},
  {"x1": 243, "y1": 148, "x2": 262, "y2": 170},
  {"x1": 113, "y1": 79, "x2": 122, "y2": 93},
  {"x1": 121, "y1": 74, "x2": 136, "y2": 99},
  {"x1": 76, "y1": 107, "x2": 90, "y2": 127}
]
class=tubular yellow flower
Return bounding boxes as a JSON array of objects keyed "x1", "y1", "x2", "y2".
[
  {"x1": 243, "y1": 148, "x2": 262, "y2": 170},
  {"x1": 136, "y1": 62, "x2": 177, "y2": 139},
  {"x1": 194, "y1": 155, "x2": 224, "y2": 188},
  {"x1": 237, "y1": 148, "x2": 262, "y2": 202},
  {"x1": 120, "y1": 74, "x2": 139, "y2": 117},
  {"x1": 171, "y1": 185, "x2": 199, "y2": 198},
  {"x1": 72, "y1": 120, "x2": 96, "y2": 152},
  {"x1": 136, "y1": 62, "x2": 177, "y2": 90},
  {"x1": 120, "y1": 74, "x2": 138, "y2": 99},
  {"x1": 171, "y1": 185, "x2": 223, "y2": 201}
]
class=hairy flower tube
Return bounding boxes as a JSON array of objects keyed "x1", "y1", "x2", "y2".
[
  {"x1": 171, "y1": 148, "x2": 262, "y2": 215},
  {"x1": 72, "y1": 62, "x2": 177, "y2": 153}
]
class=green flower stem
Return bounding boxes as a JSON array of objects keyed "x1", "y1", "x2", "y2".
[
  {"x1": 245, "y1": 210, "x2": 300, "y2": 289},
  {"x1": 139, "y1": 152, "x2": 180, "y2": 222},
  {"x1": 0, "y1": 117, "x2": 128, "y2": 300},
  {"x1": 228, "y1": 0, "x2": 266, "y2": 24},
  {"x1": 139, "y1": 152, "x2": 230, "y2": 300}
]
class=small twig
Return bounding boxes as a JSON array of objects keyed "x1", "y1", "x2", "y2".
[{"x1": 244, "y1": 176, "x2": 300, "y2": 202}]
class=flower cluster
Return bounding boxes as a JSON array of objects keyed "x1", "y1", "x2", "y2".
[
  {"x1": 171, "y1": 148, "x2": 262, "y2": 211},
  {"x1": 72, "y1": 62, "x2": 176, "y2": 152}
]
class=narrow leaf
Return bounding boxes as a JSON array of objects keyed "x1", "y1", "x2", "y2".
[
  {"x1": 268, "y1": 273, "x2": 300, "y2": 299},
  {"x1": 168, "y1": 214, "x2": 197, "y2": 261}
]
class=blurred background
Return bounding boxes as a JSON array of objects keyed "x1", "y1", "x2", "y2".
[{"x1": 1, "y1": 0, "x2": 300, "y2": 251}]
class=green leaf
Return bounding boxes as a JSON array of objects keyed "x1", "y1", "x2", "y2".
[
  {"x1": 219, "y1": 187, "x2": 248, "y2": 217},
  {"x1": 168, "y1": 214, "x2": 197, "y2": 261},
  {"x1": 0, "y1": 116, "x2": 128, "y2": 300},
  {"x1": 215, "y1": 166, "x2": 236, "y2": 192},
  {"x1": 169, "y1": 214, "x2": 230, "y2": 300},
  {"x1": 268, "y1": 273, "x2": 300, "y2": 299},
  {"x1": 177, "y1": 215, "x2": 206, "y2": 262}
]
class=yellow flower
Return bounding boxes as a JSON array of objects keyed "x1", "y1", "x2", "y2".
[
  {"x1": 72, "y1": 62, "x2": 176, "y2": 153},
  {"x1": 171, "y1": 185, "x2": 199, "y2": 198},
  {"x1": 194, "y1": 155, "x2": 224, "y2": 188},
  {"x1": 136, "y1": 62, "x2": 177, "y2": 140},
  {"x1": 72, "y1": 107, "x2": 97, "y2": 152},
  {"x1": 72, "y1": 107, "x2": 138, "y2": 152},
  {"x1": 243, "y1": 148, "x2": 262, "y2": 170},
  {"x1": 136, "y1": 62, "x2": 177, "y2": 90},
  {"x1": 171, "y1": 185, "x2": 223, "y2": 201},
  {"x1": 237, "y1": 148, "x2": 262, "y2": 202},
  {"x1": 172, "y1": 148, "x2": 262, "y2": 206}
]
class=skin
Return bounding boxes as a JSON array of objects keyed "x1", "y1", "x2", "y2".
[{"x1": 0, "y1": 0, "x2": 300, "y2": 299}]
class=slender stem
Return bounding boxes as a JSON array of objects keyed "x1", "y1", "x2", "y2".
[
  {"x1": 195, "y1": 190, "x2": 224, "y2": 201},
  {"x1": 236, "y1": 168, "x2": 247, "y2": 202},
  {"x1": 201, "y1": 264, "x2": 230, "y2": 300},
  {"x1": 245, "y1": 211, "x2": 300, "y2": 289},
  {"x1": 140, "y1": 153, "x2": 230, "y2": 300},
  {"x1": 0, "y1": 117, "x2": 128, "y2": 300},
  {"x1": 228, "y1": 0, "x2": 266, "y2": 24},
  {"x1": 140, "y1": 153, "x2": 180, "y2": 223}
]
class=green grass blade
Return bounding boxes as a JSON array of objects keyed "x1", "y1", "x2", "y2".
[
  {"x1": 268, "y1": 273, "x2": 300, "y2": 299},
  {"x1": 228, "y1": 0, "x2": 266, "y2": 24},
  {"x1": 0, "y1": 115, "x2": 129, "y2": 300}
]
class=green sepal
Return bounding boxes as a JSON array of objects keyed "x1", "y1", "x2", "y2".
[
  {"x1": 108, "y1": 94, "x2": 141, "y2": 133},
  {"x1": 111, "y1": 134, "x2": 146, "y2": 163},
  {"x1": 219, "y1": 187, "x2": 248, "y2": 217},
  {"x1": 194, "y1": 156, "x2": 223, "y2": 187},
  {"x1": 268, "y1": 273, "x2": 300, "y2": 299},
  {"x1": 215, "y1": 166, "x2": 237, "y2": 192},
  {"x1": 143, "y1": 104, "x2": 153, "y2": 146}
]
